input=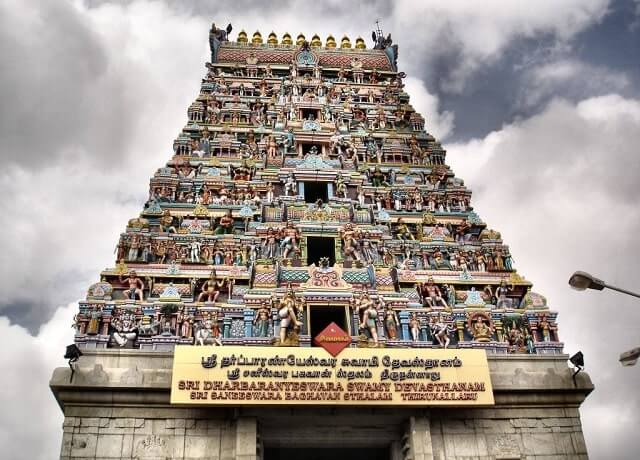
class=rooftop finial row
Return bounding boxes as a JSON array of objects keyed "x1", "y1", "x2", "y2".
[{"x1": 236, "y1": 31, "x2": 367, "y2": 49}]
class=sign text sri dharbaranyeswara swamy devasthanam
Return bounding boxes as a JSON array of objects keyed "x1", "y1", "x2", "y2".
[{"x1": 170, "y1": 346, "x2": 494, "y2": 406}]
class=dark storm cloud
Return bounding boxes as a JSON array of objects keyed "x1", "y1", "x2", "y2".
[
  {"x1": 0, "y1": 0, "x2": 176, "y2": 170},
  {"x1": 414, "y1": 3, "x2": 640, "y2": 142},
  {"x1": 0, "y1": 1, "x2": 108, "y2": 166},
  {"x1": 1, "y1": 301, "x2": 56, "y2": 335}
]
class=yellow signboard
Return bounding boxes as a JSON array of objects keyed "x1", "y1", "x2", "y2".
[{"x1": 171, "y1": 346, "x2": 494, "y2": 406}]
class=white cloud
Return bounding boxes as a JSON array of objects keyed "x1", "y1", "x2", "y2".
[
  {"x1": 0, "y1": 0, "x2": 208, "y2": 326},
  {"x1": 391, "y1": 0, "x2": 610, "y2": 92},
  {"x1": 0, "y1": 303, "x2": 75, "y2": 460},
  {"x1": 519, "y1": 58, "x2": 630, "y2": 108},
  {"x1": 404, "y1": 76, "x2": 455, "y2": 140},
  {"x1": 448, "y1": 93, "x2": 640, "y2": 460}
]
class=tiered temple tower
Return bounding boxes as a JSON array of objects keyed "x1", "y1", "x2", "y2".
[{"x1": 50, "y1": 23, "x2": 593, "y2": 460}]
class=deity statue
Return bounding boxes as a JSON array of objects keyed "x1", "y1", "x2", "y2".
[
  {"x1": 265, "y1": 182, "x2": 275, "y2": 204},
  {"x1": 507, "y1": 322, "x2": 525, "y2": 353},
  {"x1": 430, "y1": 314, "x2": 453, "y2": 348},
  {"x1": 496, "y1": 278, "x2": 514, "y2": 308},
  {"x1": 127, "y1": 234, "x2": 140, "y2": 261},
  {"x1": 350, "y1": 57, "x2": 363, "y2": 83},
  {"x1": 354, "y1": 293, "x2": 373, "y2": 326},
  {"x1": 119, "y1": 270, "x2": 144, "y2": 301},
  {"x1": 262, "y1": 227, "x2": 280, "y2": 259},
  {"x1": 209, "y1": 23, "x2": 232, "y2": 62},
  {"x1": 455, "y1": 219, "x2": 471, "y2": 244},
  {"x1": 214, "y1": 210, "x2": 235, "y2": 234},
  {"x1": 444, "y1": 284, "x2": 457, "y2": 308},
  {"x1": 524, "y1": 327, "x2": 535, "y2": 354},
  {"x1": 231, "y1": 159, "x2": 252, "y2": 181},
  {"x1": 267, "y1": 134, "x2": 279, "y2": 159},
  {"x1": 384, "y1": 307, "x2": 399, "y2": 340},
  {"x1": 111, "y1": 310, "x2": 138, "y2": 347},
  {"x1": 416, "y1": 278, "x2": 448, "y2": 308},
  {"x1": 395, "y1": 218, "x2": 415, "y2": 240},
  {"x1": 370, "y1": 166, "x2": 386, "y2": 187},
  {"x1": 413, "y1": 189, "x2": 424, "y2": 212},
  {"x1": 335, "y1": 173, "x2": 348, "y2": 198},
  {"x1": 409, "y1": 313, "x2": 421, "y2": 341},
  {"x1": 356, "y1": 186, "x2": 366, "y2": 208},
  {"x1": 254, "y1": 303, "x2": 271, "y2": 338},
  {"x1": 194, "y1": 311, "x2": 222, "y2": 346},
  {"x1": 176, "y1": 306, "x2": 193, "y2": 339},
  {"x1": 340, "y1": 223, "x2": 361, "y2": 263},
  {"x1": 197, "y1": 270, "x2": 226, "y2": 303},
  {"x1": 493, "y1": 247, "x2": 506, "y2": 271},
  {"x1": 284, "y1": 172, "x2": 297, "y2": 196},
  {"x1": 277, "y1": 287, "x2": 302, "y2": 345},
  {"x1": 538, "y1": 315, "x2": 552, "y2": 342},
  {"x1": 188, "y1": 240, "x2": 202, "y2": 263},
  {"x1": 360, "y1": 299, "x2": 379, "y2": 344},
  {"x1": 280, "y1": 222, "x2": 300, "y2": 259},
  {"x1": 159, "y1": 209, "x2": 176, "y2": 233},
  {"x1": 468, "y1": 313, "x2": 493, "y2": 342},
  {"x1": 86, "y1": 305, "x2": 103, "y2": 335},
  {"x1": 283, "y1": 128, "x2": 295, "y2": 154}
]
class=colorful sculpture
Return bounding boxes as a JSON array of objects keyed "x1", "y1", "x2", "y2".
[{"x1": 71, "y1": 23, "x2": 561, "y2": 356}]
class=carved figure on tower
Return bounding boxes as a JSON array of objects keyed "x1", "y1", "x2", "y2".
[{"x1": 120, "y1": 270, "x2": 144, "y2": 301}]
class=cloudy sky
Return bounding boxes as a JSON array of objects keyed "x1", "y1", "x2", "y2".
[{"x1": 1, "y1": 0, "x2": 639, "y2": 458}]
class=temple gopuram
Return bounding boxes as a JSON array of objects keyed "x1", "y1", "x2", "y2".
[{"x1": 50, "y1": 23, "x2": 593, "y2": 460}]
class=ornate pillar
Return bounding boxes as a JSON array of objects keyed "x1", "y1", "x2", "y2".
[
  {"x1": 420, "y1": 322, "x2": 429, "y2": 343},
  {"x1": 399, "y1": 310, "x2": 410, "y2": 341},
  {"x1": 243, "y1": 309, "x2": 254, "y2": 337},
  {"x1": 334, "y1": 236, "x2": 343, "y2": 263},
  {"x1": 223, "y1": 316, "x2": 232, "y2": 338},
  {"x1": 101, "y1": 315, "x2": 111, "y2": 336},
  {"x1": 456, "y1": 320, "x2": 465, "y2": 342},
  {"x1": 495, "y1": 319, "x2": 504, "y2": 342}
]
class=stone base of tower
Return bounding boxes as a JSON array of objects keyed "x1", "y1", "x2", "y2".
[{"x1": 50, "y1": 351, "x2": 592, "y2": 459}]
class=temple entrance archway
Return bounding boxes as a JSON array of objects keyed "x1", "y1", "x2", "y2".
[{"x1": 264, "y1": 447, "x2": 389, "y2": 460}]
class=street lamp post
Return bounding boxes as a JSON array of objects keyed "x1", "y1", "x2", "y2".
[{"x1": 568, "y1": 270, "x2": 640, "y2": 366}]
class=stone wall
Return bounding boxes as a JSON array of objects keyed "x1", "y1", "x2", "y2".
[
  {"x1": 60, "y1": 411, "x2": 257, "y2": 460},
  {"x1": 51, "y1": 351, "x2": 592, "y2": 460},
  {"x1": 410, "y1": 408, "x2": 588, "y2": 460}
]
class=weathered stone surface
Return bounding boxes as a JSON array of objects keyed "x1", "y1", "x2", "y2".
[
  {"x1": 50, "y1": 351, "x2": 593, "y2": 459},
  {"x1": 95, "y1": 434, "x2": 123, "y2": 458}
]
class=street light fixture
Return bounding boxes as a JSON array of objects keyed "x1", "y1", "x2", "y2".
[
  {"x1": 568, "y1": 271, "x2": 640, "y2": 298},
  {"x1": 568, "y1": 271, "x2": 640, "y2": 366}
]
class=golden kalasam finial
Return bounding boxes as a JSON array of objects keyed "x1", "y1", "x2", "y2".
[
  {"x1": 296, "y1": 33, "x2": 306, "y2": 46},
  {"x1": 310, "y1": 34, "x2": 322, "y2": 47},
  {"x1": 282, "y1": 32, "x2": 293, "y2": 45},
  {"x1": 355, "y1": 36, "x2": 366, "y2": 49},
  {"x1": 252, "y1": 31, "x2": 263, "y2": 44},
  {"x1": 326, "y1": 35, "x2": 337, "y2": 48},
  {"x1": 237, "y1": 30, "x2": 248, "y2": 43},
  {"x1": 340, "y1": 35, "x2": 352, "y2": 48},
  {"x1": 267, "y1": 31, "x2": 278, "y2": 45}
]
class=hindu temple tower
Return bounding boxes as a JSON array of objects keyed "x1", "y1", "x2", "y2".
[{"x1": 50, "y1": 22, "x2": 593, "y2": 460}]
